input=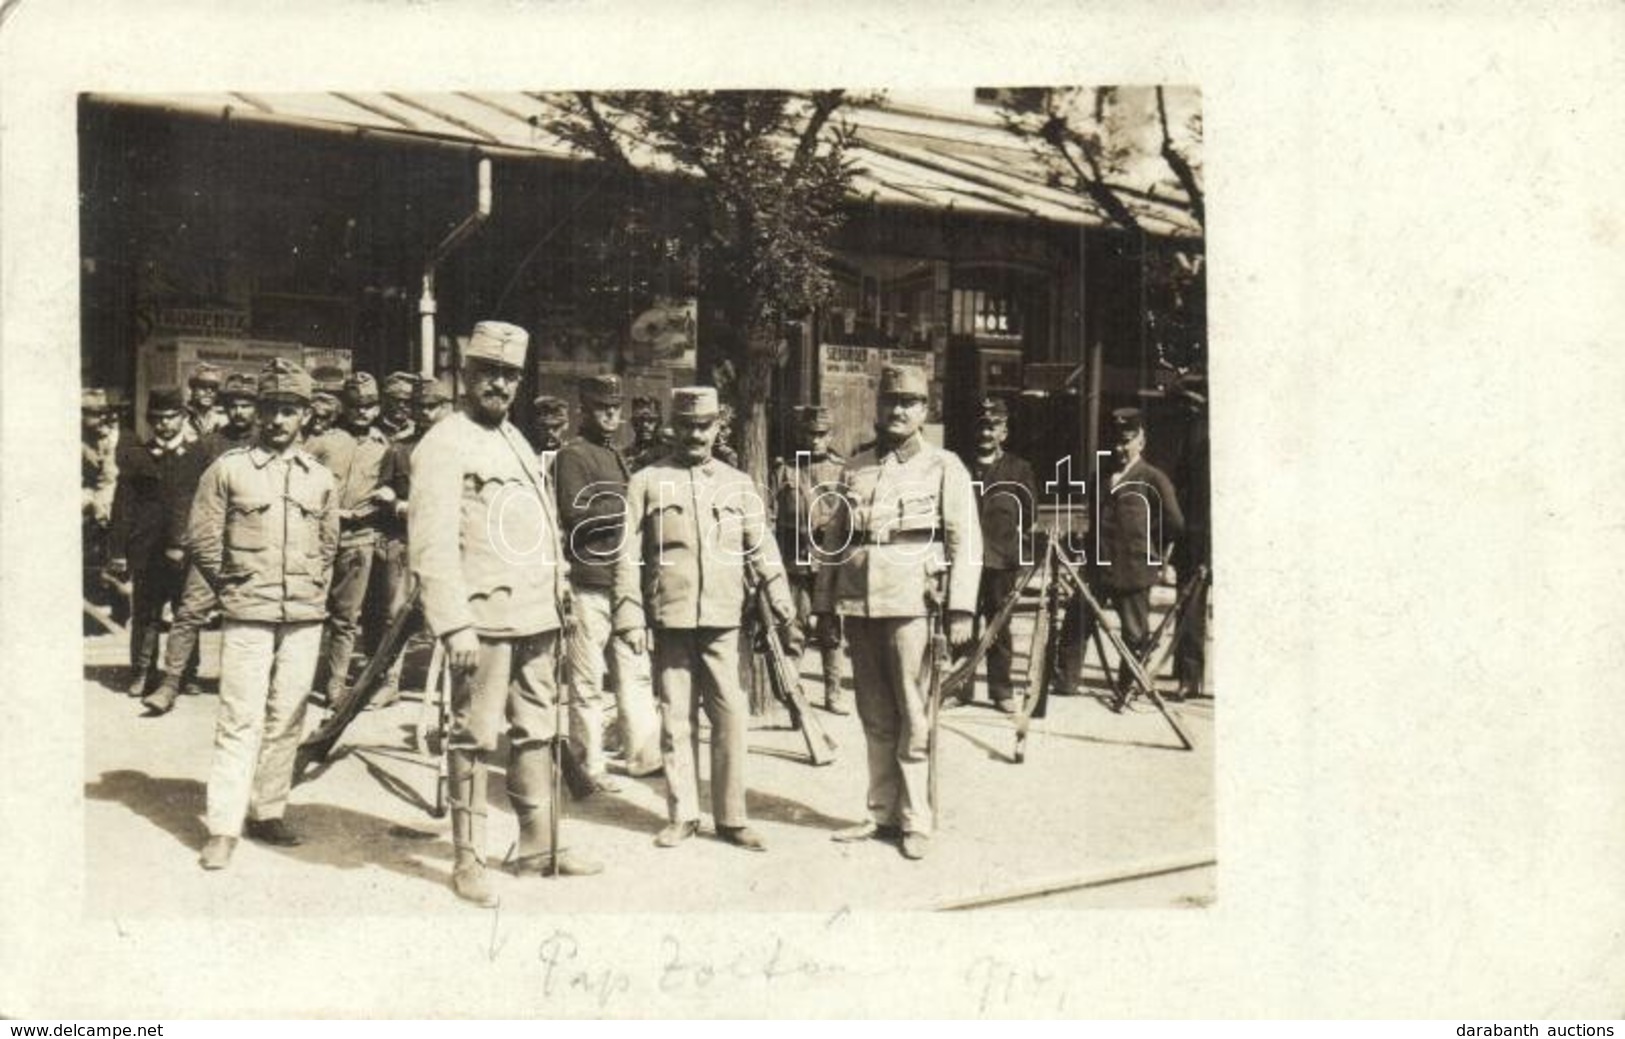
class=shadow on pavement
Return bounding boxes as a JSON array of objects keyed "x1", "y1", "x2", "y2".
[{"x1": 85, "y1": 770, "x2": 209, "y2": 851}]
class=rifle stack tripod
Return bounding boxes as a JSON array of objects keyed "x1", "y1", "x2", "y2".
[{"x1": 938, "y1": 532, "x2": 1208, "y2": 760}]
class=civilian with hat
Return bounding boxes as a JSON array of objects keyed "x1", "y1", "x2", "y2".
[
  {"x1": 1072, "y1": 406, "x2": 1185, "y2": 698},
  {"x1": 771, "y1": 404, "x2": 850, "y2": 714},
  {"x1": 626, "y1": 395, "x2": 667, "y2": 472},
  {"x1": 189, "y1": 359, "x2": 339, "y2": 869},
  {"x1": 1168, "y1": 373, "x2": 1210, "y2": 700},
  {"x1": 812, "y1": 364, "x2": 982, "y2": 861},
  {"x1": 146, "y1": 372, "x2": 261, "y2": 713},
  {"x1": 555, "y1": 374, "x2": 663, "y2": 785},
  {"x1": 411, "y1": 321, "x2": 600, "y2": 905},
  {"x1": 531, "y1": 395, "x2": 570, "y2": 457},
  {"x1": 310, "y1": 371, "x2": 398, "y2": 704},
  {"x1": 613, "y1": 385, "x2": 798, "y2": 852},
  {"x1": 107, "y1": 387, "x2": 215, "y2": 701},
  {"x1": 958, "y1": 397, "x2": 1039, "y2": 714},
  {"x1": 184, "y1": 362, "x2": 226, "y2": 441}
]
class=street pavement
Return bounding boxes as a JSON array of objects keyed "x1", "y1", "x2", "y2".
[{"x1": 83, "y1": 607, "x2": 1214, "y2": 917}]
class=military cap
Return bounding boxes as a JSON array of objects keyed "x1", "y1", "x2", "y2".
[
  {"x1": 533, "y1": 395, "x2": 570, "y2": 428},
  {"x1": 343, "y1": 371, "x2": 380, "y2": 404},
  {"x1": 416, "y1": 373, "x2": 455, "y2": 405},
  {"x1": 976, "y1": 397, "x2": 1009, "y2": 423},
  {"x1": 258, "y1": 357, "x2": 314, "y2": 403},
  {"x1": 188, "y1": 363, "x2": 224, "y2": 389},
  {"x1": 877, "y1": 364, "x2": 928, "y2": 400},
  {"x1": 81, "y1": 387, "x2": 110, "y2": 412},
  {"x1": 309, "y1": 365, "x2": 347, "y2": 397},
  {"x1": 796, "y1": 405, "x2": 832, "y2": 433},
  {"x1": 670, "y1": 386, "x2": 720, "y2": 421},
  {"x1": 219, "y1": 372, "x2": 259, "y2": 402},
  {"x1": 630, "y1": 395, "x2": 661, "y2": 420},
  {"x1": 383, "y1": 371, "x2": 418, "y2": 400},
  {"x1": 579, "y1": 373, "x2": 623, "y2": 406},
  {"x1": 146, "y1": 386, "x2": 186, "y2": 413},
  {"x1": 465, "y1": 320, "x2": 529, "y2": 370},
  {"x1": 1111, "y1": 407, "x2": 1144, "y2": 436}
]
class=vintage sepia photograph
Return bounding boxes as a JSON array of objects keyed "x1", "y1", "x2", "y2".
[{"x1": 75, "y1": 86, "x2": 1214, "y2": 916}]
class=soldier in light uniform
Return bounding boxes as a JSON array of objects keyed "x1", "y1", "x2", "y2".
[
  {"x1": 555, "y1": 374, "x2": 663, "y2": 786},
  {"x1": 772, "y1": 405, "x2": 849, "y2": 714},
  {"x1": 813, "y1": 365, "x2": 982, "y2": 861},
  {"x1": 613, "y1": 386, "x2": 799, "y2": 852},
  {"x1": 411, "y1": 321, "x2": 602, "y2": 906},
  {"x1": 190, "y1": 359, "x2": 339, "y2": 869}
]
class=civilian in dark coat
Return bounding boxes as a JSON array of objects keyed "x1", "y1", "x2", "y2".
[
  {"x1": 962, "y1": 398, "x2": 1039, "y2": 712},
  {"x1": 108, "y1": 388, "x2": 212, "y2": 698}
]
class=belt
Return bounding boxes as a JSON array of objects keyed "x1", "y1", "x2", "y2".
[{"x1": 854, "y1": 528, "x2": 940, "y2": 547}]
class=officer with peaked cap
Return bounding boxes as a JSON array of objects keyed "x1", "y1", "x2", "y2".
[
  {"x1": 772, "y1": 404, "x2": 849, "y2": 713},
  {"x1": 411, "y1": 321, "x2": 600, "y2": 906},
  {"x1": 813, "y1": 364, "x2": 982, "y2": 861},
  {"x1": 555, "y1": 374, "x2": 663, "y2": 786},
  {"x1": 190, "y1": 359, "x2": 339, "y2": 869},
  {"x1": 614, "y1": 386, "x2": 798, "y2": 852},
  {"x1": 1069, "y1": 407, "x2": 1185, "y2": 698},
  {"x1": 959, "y1": 396, "x2": 1039, "y2": 713}
]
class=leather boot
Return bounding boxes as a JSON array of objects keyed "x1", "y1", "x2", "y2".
[
  {"x1": 507, "y1": 742, "x2": 603, "y2": 877},
  {"x1": 448, "y1": 750, "x2": 498, "y2": 907}
]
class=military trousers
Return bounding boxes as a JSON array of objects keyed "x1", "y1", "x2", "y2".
[
  {"x1": 845, "y1": 616, "x2": 934, "y2": 836},
  {"x1": 447, "y1": 631, "x2": 562, "y2": 755},
  {"x1": 788, "y1": 570, "x2": 843, "y2": 694},
  {"x1": 652, "y1": 627, "x2": 748, "y2": 828},
  {"x1": 161, "y1": 559, "x2": 215, "y2": 682},
  {"x1": 316, "y1": 541, "x2": 375, "y2": 698},
  {"x1": 565, "y1": 584, "x2": 661, "y2": 775},
  {"x1": 206, "y1": 620, "x2": 320, "y2": 837},
  {"x1": 975, "y1": 568, "x2": 1021, "y2": 704}
]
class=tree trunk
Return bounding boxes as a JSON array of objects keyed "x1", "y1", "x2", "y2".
[{"x1": 734, "y1": 327, "x2": 781, "y2": 717}]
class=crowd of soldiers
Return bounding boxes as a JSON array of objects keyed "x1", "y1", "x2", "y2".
[{"x1": 80, "y1": 319, "x2": 1210, "y2": 904}]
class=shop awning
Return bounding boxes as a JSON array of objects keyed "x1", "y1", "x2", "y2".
[{"x1": 86, "y1": 91, "x2": 1201, "y2": 238}]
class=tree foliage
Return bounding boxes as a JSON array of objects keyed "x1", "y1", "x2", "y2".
[{"x1": 542, "y1": 91, "x2": 866, "y2": 482}]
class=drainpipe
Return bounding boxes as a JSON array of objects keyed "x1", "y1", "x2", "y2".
[{"x1": 420, "y1": 156, "x2": 492, "y2": 375}]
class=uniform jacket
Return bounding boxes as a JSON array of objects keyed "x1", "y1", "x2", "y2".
[
  {"x1": 376, "y1": 434, "x2": 416, "y2": 542},
  {"x1": 308, "y1": 425, "x2": 394, "y2": 546},
  {"x1": 554, "y1": 432, "x2": 633, "y2": 590},
  {"x1": 187, "y1": 445, "x2": 340, "y2": 623},
  {"x1": 813, "y1": 433, "x2": 983, "y2": 618},
  {"x1": 110, "y1": 433, "x2": 212, "y2": 563},
  {"x1": 1094, "y1": 456, "x2": 1185, "y2": 592},
  {"x1": 409, "y1": 410, "x2": 568, "y2": 639},
  {"x1": 772, "y1": 450, "x2": 845, "y2": 575},
  {"x1": 614, "y1": 454, "x2": 793, "y2": 632},
  {"x1": 968, "y1": 449, "x2": 1039, "y2": 571}
]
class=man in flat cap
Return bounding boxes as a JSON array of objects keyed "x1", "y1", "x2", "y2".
[
  {"x1": 189, "y1": 359, "x2": 339, "y2": 869},
  {"x1": 555, "y1": 374, "x2": 663, "y2": 786},
  {"x1": 772, "y1": 404, "x2": 850, "y2": 714},
  {"x1": 379, "y1": 371, "x2": 418, "y2": 444},
  {"x1": 107, "y1": 387, "x2": 215, "y2": 701},
  {"x1": 310, "y1": 372, "x2": 397, "y2": 704},
  {"x1": 1072, "y1": 407, "x2": 1185, "y2": 699},
  {"x1": 614, "y1": 386, "x2": 798, "y2": 852},
  {"x1": 626, "y1": 395, "x2": 667, "y2": 473},
  {"x1": 412, "y1": 321, "x2": 600, "y2": 906},
  {"x1": 813, "y1": 364, "x2": 982, "y2": 861},
  {"x1": 302, "y1": 366, "x2": 347, "y2": 449},
  {"x1": 184, "y1": 363, "x2": 226, "y2": 442},
  {"x1": 959, "y1": 397, "x2": 1039, "y2": 714},
  {"x1": 144, "y1": 373, "x2": 261, "y2": 713},
  {"x1": 530, "y1": 395, "x2": 570, "y2": 459}
]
